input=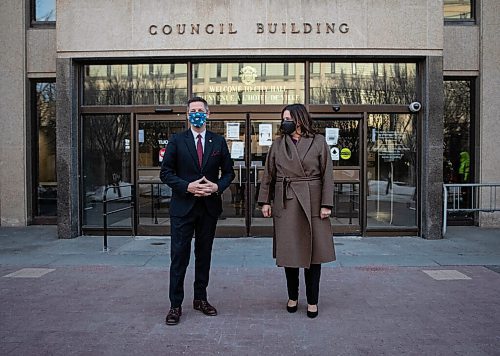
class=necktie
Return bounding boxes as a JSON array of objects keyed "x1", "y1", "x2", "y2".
[{"x1": 196, "y1": 134, "x2": 203, "y2": 168}]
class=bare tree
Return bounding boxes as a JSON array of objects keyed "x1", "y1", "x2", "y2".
[
  {"x1": 35, "y1": 0, "x2": 55, "y2": 21},
  {"x1": 84, "y1": 115, "x2": 130, "y2": 188},
  {"x1": 84, "y1": 64, "x2": 186, "y2": 106},
  {"x1": 312, "y1": 63, "x2": 416, "y2": 105}
]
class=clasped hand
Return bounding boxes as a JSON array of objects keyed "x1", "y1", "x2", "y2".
[
  {"x1": 187, "y1": 177, "x2": 218, "y2": 197},
  {"x1": 262, "y1": 205, "x2": 331, "y2": 219}
]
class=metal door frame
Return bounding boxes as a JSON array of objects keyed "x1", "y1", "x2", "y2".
[
  {"x1": 247, "y1": 113, "x2": 282, "y2": 236},
  {"x1": 206, "y1": 113, "x2": 249, "y2": 236},
  {"x1": 132, "y1": 111, "x2": 368, "y2": 236},
  {"x1": 312, "y1": 113, "x2": 365, "y2": 235},
  {"x1": 134, "y1": 113, "x2": 187, "y2": 235},
  {"x1": 208, "y1": 112, "x2": 281, "y2": 237}
]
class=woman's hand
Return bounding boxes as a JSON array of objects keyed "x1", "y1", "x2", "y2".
[
  {"x1": 261, "y1": 204, "x2": 272, "y2": 218},
  {"x1": 320, "y1": 207, "x2": 331, "y2": 219}
]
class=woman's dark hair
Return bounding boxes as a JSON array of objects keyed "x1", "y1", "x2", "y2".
[{"x1": 280, "y1": 104, "x2": 316, "y2": 137}]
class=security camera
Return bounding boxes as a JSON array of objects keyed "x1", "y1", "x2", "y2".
[
  {"x1": 332, "y1": 104, "x2": 341, "y2": 112},
  {"x1": 408, "y1": 101, "x2": 422, "y2": 113}
]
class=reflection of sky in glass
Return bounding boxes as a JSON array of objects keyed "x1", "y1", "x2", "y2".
[
  {"x1": 443, "y1": 0, "x2": 471, "y2": 19},
  {"x1": 36, "y1": 0, "x2": 56, "y2": 21}
]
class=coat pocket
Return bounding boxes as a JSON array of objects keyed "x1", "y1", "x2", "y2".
[
  {"x1": 273, "y1": 184, "x2": 283, "y2": 217},
  {"x1": 309, "y1": 182, "x2": 323, "y2": 217}
]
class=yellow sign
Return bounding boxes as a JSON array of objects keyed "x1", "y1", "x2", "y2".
[{"x1": 340, "y1": 148, "x2": 351, "y2": 160}]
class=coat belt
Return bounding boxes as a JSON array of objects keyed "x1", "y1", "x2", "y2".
[{"x1": 276, "y1": 176, "x2": 321, "y2": 208}]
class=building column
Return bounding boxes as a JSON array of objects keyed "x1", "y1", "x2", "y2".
[
  {"x1": 56, "y1": 58, "x2": 79, "y2": 238},
  {"x1": 421, "y1": 56, "x2": 444, "y2": 239},
  {"x1": 0, "y1": 1, "x2": 28, "y2": 226},
  {"x1": 479, "y1": 0, "x2": 500, "y2": 226}
]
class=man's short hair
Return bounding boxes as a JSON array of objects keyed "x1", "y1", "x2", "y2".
[{"x1": 187, "y1": 96, "x2": 209, "y2": 112}]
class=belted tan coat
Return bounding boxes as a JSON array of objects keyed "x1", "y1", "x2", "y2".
[{"x1": 257, "y1": 134, "x2": 336, "y2": 268}]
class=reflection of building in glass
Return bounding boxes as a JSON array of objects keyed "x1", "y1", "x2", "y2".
[
  {"x1": 84, "y1": 64, "x2": 188, "y2": 105},
  {"x1": 192, "y1": 63, "x2": 305, "y2": 105},
  {"x1": 35, "y1": 82, "x2": 57, "y2": 217},
  {"x1": 310, "y1": 62, "x2": 417, "y2": 105}
]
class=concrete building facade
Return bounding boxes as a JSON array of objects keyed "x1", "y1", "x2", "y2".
[{"x1": 0, "y1": 0, "x2": 499, "y2": 239}]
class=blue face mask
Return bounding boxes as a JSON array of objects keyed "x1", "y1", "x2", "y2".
[{"x1": 188, "y1": 112, "x2": 207, "y2": 128}]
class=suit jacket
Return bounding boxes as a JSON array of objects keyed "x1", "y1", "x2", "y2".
[{"x1": 160, "y1": 129, "x2": 235, "y2": 218}]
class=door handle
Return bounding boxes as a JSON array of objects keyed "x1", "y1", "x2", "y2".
[
  {"x1": 252, "y1": 165, "x2": 258, "y2": 187},
  {"x1": 238, "y1": 165, "x2": 242, "y2": 187}
]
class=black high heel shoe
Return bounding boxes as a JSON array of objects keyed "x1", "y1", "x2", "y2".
[
  {"x1": 286, "y1": 300, "x2": 298, "y2": 313},
  {"x1": 307, "y1": 305, "x2": 318, "y2": 318}
]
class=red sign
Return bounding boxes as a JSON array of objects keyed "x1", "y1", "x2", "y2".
[{"x1": 159, "y1": 148, "x2": 166, "y2": 162}]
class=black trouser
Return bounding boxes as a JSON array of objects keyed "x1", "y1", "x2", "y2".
[
  {"x1": 284, "y1": 264, "x2": 322, "y2": 305},
  {"x1": 169, "y1": 200, "x2": 218, "y2": 308}
]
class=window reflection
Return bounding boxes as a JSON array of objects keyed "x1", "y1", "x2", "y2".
[
  {"x1": 193, "y1": 63, "x2": 305, "y2": 105},
  {"x1": 310, "y1": 62, "x2": 417, "y2": 105},
  {"x1": 444, "y1": 79, "x2": 473, "y2": 222},
  {"x1": 34, "y1": 0, "x2": 56, "y2": 22},
  {"x1": 444, "y1": 80, "x2": 472, "y2": 184},
  {"x1": 251, "y1": 120, "x2": 282, "y2": 220},
  {"x1": 138, "y1": 121, "x2": 185, "y2": 167},
  {"x1": 82, "y1": 115, "x2": 131, "y2": 227},
  {"x1": 333, "y1": 183, "x2": 360, "y2": 228},
  {"x1": 34, "y1": 82, "x2": 57, "y2": 217},
  {"x1": 314, "y1": 120, "x2": 360, "y2": 166},
  {"x1": 367, "y1": 114, "x2": 417, "y2": 227},
  {"x1": 444, "y1": 0, "x2": 472, "y2": 20},
  {"x1": 206, "y1": 120, "x2": 249, "y2": 220},
  {"x1": 83, "y1": 64, "x2": 188, "y2": 105},
  {"x1": 137, "y1": 120, "x2": 187, "y2": 226}
]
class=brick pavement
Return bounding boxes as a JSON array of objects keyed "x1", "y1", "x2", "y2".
[
  {"x1": 1, "y1": 264, "x2": 500, "y2": 355},
  {"x1": 1, "y1": 226, "x2": 500, "y2": 355}
]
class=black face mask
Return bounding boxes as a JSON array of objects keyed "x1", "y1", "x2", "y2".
[{"x1": 281, "y1": 120, "x2": 296, "y2": 135}]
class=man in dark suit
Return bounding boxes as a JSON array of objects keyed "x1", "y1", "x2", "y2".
[{"x1": 160, "y1": 96, "x2": 235, "y2": 325}]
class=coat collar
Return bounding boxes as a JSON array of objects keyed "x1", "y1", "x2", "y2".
[
  {"x1": 284, "y1": 135, "x2": 314, "y2": 169},
  {"x1": 281, "y1": 135, "x2": 315, "y2": 229},
  {"x1": 295, "y1": 136, "x2": 314, "y2": 163},
  {"x1": 283, "y1": 135, "x2": 304, "y2": 176}
]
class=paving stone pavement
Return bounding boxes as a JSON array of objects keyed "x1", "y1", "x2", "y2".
[{"x1": 1, "y1": 226, "x2": 500, "y2": 355}]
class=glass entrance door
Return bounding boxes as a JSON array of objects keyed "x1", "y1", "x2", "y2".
[
  {"x1": 206, "y1": 113, "x2": 281, "y2": 236},
  {"x1": 248, "y1": 115, "x2": 282, "y2": 235},
  {"x1": 135, "y1": 113, "x2": 364, "y2": 236},
  {"x1": 366, "y1": 114, "x2": 417, "y2": 229},
  {"x1": 205, "y1": 115, "x2": 247, "y2": 236},
  {"x1": 135, "y1": 113, "x2": 283, "y2": 236},
  {"x1": 135, "y1": 114, "x2": 186, "y2": 235},
  {"x1": 314, "y1": 115, "x2": 363, "y2": 235}
]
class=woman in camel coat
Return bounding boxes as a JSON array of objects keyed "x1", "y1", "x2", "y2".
[{"x1": 258, "y1": 104, "x2": 335, "y2": 318}]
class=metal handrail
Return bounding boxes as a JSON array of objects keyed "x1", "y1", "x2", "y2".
[
  {"x1": 102, "y1": 183, "x2": 135, "y2": 252},
  {"x1": 443, "y1": 183, "x2": 500, "y2": 235},
  {"x1": 137, "y1": 181, "x2": 171, "y2": 225}
]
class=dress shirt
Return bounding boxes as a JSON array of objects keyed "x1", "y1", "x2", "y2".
[{"x1": 191, "y1": 128, "x2": 206, "y2": 152}]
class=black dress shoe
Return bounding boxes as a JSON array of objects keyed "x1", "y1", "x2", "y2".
[
  {"x1": 193, "y1": 299, "x2": 218, "y2": 316},
  {"x1": 307, "y1": 305, "x2": 318, "y2": 319},
  {"x1": 286, "y1": 300, "x2": 298, "y2": 313},
  {"x1": 165, "y1": 306, "x2": 182, "y2": 325}
]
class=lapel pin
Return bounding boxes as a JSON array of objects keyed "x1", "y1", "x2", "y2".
[{"x1": 209, "y1": 139, "x2": 212, "y2": 143}]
